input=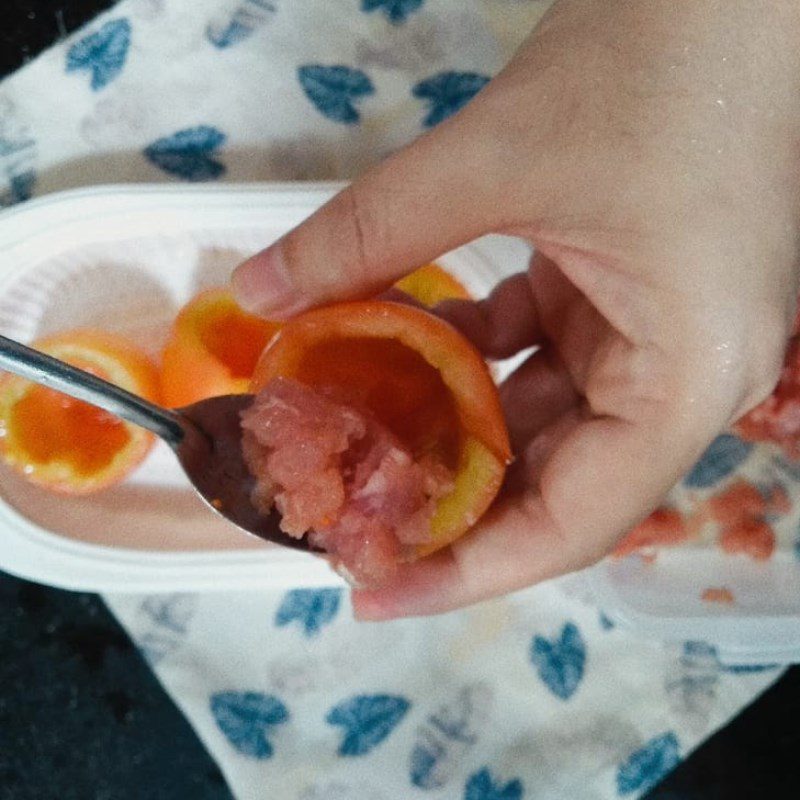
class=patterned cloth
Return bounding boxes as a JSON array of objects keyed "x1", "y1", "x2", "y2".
[
  {"x1": 102, "y1": 583, "x2": 781, "y2": 800},
  {"x1": 0, "y1": 1, "x2": 785, "y2": 798}
]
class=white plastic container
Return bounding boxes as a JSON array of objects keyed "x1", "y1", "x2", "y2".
[
  {"x1": 1, "y1": 183, "x2": 799, "y2": 665},
  {"x1": 0, "y1": 184, "x2": 527, "y2": 591}
]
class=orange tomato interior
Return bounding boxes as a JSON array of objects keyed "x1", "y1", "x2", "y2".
[
  {"x1": 0, "y1": 330, "x2": 159, "y2": 495},
  {"x1": 161, "y1": 288, "x2": 279, "y2": 407},
  {"x1": 291, "y1": 336, "x2": 461, "y2": 468},
  {"x1": 8, "y1": 384, "x2": 131, "y2": 478},
  {"x1": 197, "y1": 304, "x2": 276, "y2": 380}
]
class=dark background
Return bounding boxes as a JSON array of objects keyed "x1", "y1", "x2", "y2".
[{"x1": 1, "y1": 1, "x2": 798, "y2": 797}]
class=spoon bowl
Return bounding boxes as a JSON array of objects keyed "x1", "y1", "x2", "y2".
[{"x1": 0, "y1": 334, "x2": 312, "y2": 551}]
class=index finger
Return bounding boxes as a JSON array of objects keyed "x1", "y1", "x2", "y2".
[{"x1": 231, "y1": 114, "x2": 500, "y2": 319}]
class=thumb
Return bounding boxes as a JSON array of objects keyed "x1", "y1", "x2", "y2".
[{"x1": 232, "y1": 120, "x2": 501, "y2": 317}]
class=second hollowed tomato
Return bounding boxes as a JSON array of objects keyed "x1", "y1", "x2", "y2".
[
  {"x1": 249, "y1": 300, "x2": 511, "y2": 557},
  {"x1": 160, "y1": 288, "x2": 280, "y2": 408}
]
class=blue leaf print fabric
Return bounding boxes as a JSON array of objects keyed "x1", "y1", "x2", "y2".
[
  {"x1": 326, "y1": 694, "x2": 410, "y2": 755},
  {"x1": 616, "y1": 732, "x2": 680, "y2": 796},
  {"x1": 136, "y1": 594, "x2": 196, "y2": 665},
  {"x1": 206, "y1": 0, "x2": 277, "y2": 49},
  {"x1": 207, "y1": 19, "x2": 253, "y2": 49},
  {"x1": 0, "y1": 100, "x2": 37, "y2": 208},
  {"x1": 211, "y1": 692, "x2": 289, "y2": 758},
  {"x1": 144, "y1": 126, "x2": 227, "y2": 181},
  {"x1": 409, "y1": 683, "x2": 490, "y2": 789},
  {"x1": 683, "y1": 434, "x2": 753, "y2": 489},
  {"x1": 66, "y1": 19, "x2": 131, "y2": 91},
  {"x1": 681, "y1": 640, "x2": 718, "y2": 662},
  {"x1": 465, "y1": 768, "x2": 524, "y2": 800},
  {"x1": 530, "y1": 622, "x2": 586, "y2": 700},
  {"x1": 275, "y1": 588, "x2": 342, "y2": 636},
  {"x1": 410, "y1": 746, "x2": 438, "y2": 789},
  {"x1": 681, "y1": 641, "x2": 779, "y2": 675},
  {"x1": 412, "y1": 71, "x2": 491, "y2": 127},
  {"x1": 298, "y1": 65, "x2": 375, "y2": 124},
  {"x1": 362, "y1": 0, "x2": 425, "y2": 24},
  {"x1": 722, "y1": 662, "x2": 780, "y2": 674},
  {"x1": 598, "y1": 612, "x2": 616, "y2": 631},
  {"x1": 0, "y1": 171, "x2": 35, "y2": 207}
]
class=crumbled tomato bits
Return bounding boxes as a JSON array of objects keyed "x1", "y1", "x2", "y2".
[
  {"x1": 241, "y1": 377, "x2": 454, "y2": 585},
  {"x1": 705, "y1": 480, "x2": 778, "y2": 561},
  {"x1": 613, "y1": 508, "x2": 690, "y2": 558},
  {"x1": 704, "y1": 480, "x2": 766, "y2": 527},
  {"x1": 719, "y1": 519, "x2": 776, "y2": 561},
  {"x1": 701, "y1": 587, "x2": 735, "y2": 604},
  {"x1": 734, "y1": 338, "x2": 800, "y2": 458}
]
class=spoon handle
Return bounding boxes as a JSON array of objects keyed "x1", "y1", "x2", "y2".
[{"x1": 0, "y1": 334, "x2": 185, "y2": 447}]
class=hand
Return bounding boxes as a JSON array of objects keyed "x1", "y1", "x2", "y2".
[{"x1": 233, "y1": 0, "x2": 800, "y2": 617}]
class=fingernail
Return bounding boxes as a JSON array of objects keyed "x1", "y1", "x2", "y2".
[{"x1": 232, "y1": 243, "x2": 297, "y2": 317}]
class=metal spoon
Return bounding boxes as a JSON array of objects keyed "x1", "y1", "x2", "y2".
[{"x1": 0, "y1": 334, "x2": 311, "y2": 551}]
